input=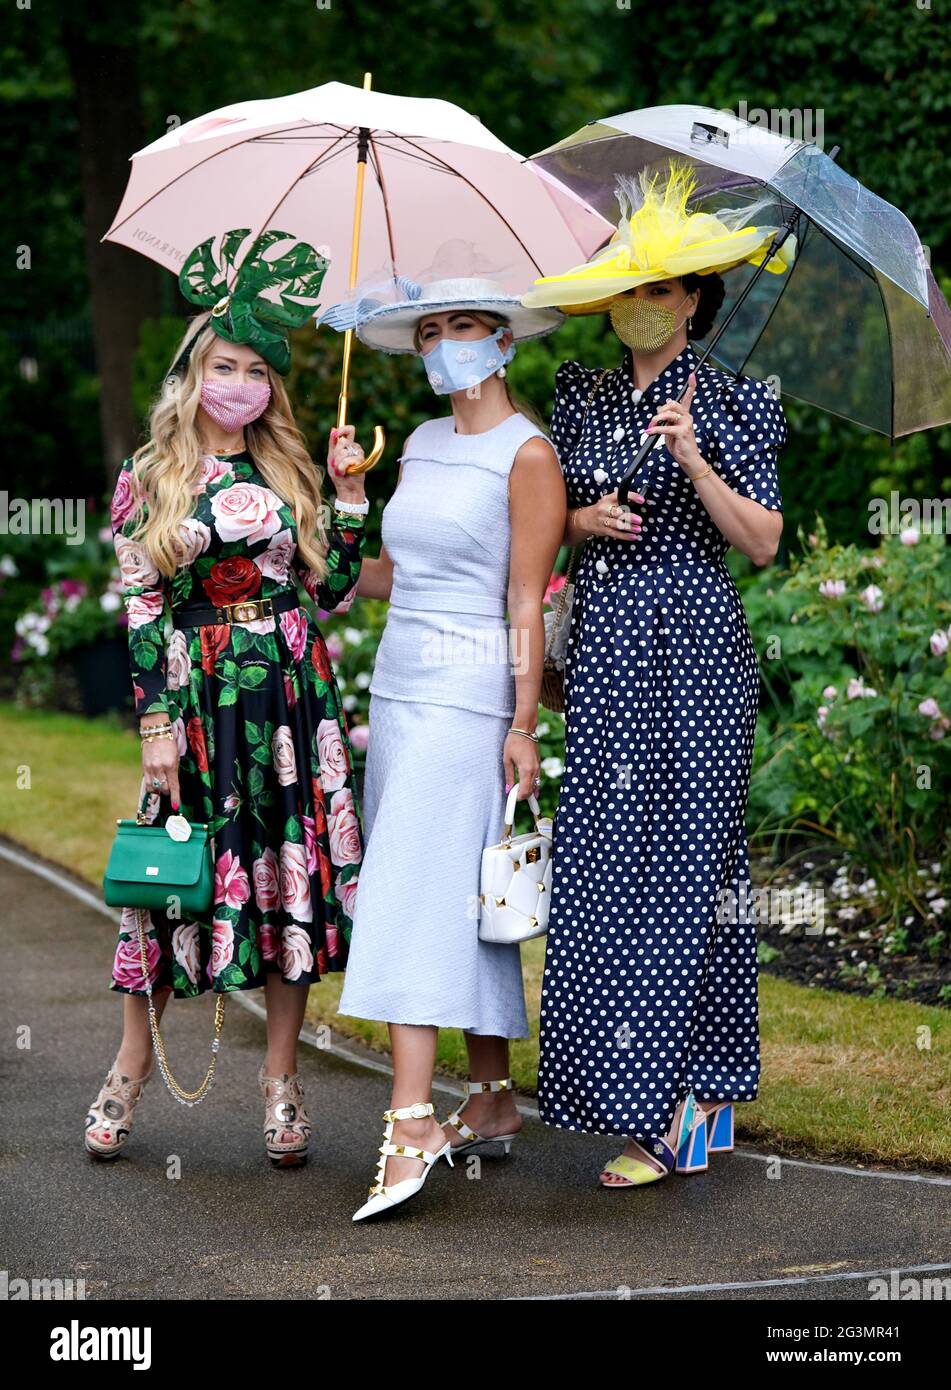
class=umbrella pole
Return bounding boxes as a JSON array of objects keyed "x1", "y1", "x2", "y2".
[
  {"x1": 337, "y1": 72, "x2": 385, "y2": 477},
  {"x1": 618, "y1": 203, "x2": 803, "y2": 509}
]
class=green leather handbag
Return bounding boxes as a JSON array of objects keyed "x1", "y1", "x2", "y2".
[{"x1": 103, "y1": 788, "x2": 214, "y2": 916}]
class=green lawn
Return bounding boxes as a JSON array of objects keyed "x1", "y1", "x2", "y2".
[{"x1": 2, "y1": 701, "x2": 948, "y2": 1170}]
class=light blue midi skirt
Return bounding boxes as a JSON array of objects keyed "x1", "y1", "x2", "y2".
[{"x1": 338, "y1": 693, "x2": 529, "y2": 1037}]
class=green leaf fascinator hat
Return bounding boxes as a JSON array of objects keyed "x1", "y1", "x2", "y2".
[{"x1": 168, "y1": 228, "x2": 331, "y2": 379}]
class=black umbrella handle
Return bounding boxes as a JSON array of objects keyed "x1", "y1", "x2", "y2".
[{"x1": 617, "y1": 203, "x2": 803, "y2": 510}]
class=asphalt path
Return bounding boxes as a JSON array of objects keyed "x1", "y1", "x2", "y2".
[{"x1": 1, "y1": 838, "x2": 949, "y2": 1302}]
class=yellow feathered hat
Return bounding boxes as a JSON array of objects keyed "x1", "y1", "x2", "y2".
[{"x1": 522, "y1": 160, "x2": 796, "y2": 315}]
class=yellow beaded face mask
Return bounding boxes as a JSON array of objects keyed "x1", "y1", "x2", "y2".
[{"x1": 609, "y1": 292, "x2": 690, "y2": 353}]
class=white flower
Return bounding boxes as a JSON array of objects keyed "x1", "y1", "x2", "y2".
[
  {"x1": 900, "y1": 527, "x2": 920, "y2": 546},
  {"x1": 99, "y1": 591, "x2": 121, "y2": 613},
  {"x1": 819, "y1": 579, "x2": 846, "y2": 599},
  {"x1": 929, "y1": 630, "x2": 949, "y2": 656},
  {"x1": 343, "y1": 627, "x2": 363, "y2": 645},
  {"x1": 918, "y1": 697, "x2": 942, "y2": 719},
  {"x1": 541, "y1": 757, "x2": 564, "y2": 778},
  {"x1": 0, "y1": 555, "x2": 18, "y2": 576},
  {"x1": 30, "y1": 633, "x2": 49, "y2": 656},
  {"x1": 354, "y1": 671, "x2": 371, "y2": 689},
  {"x1": 859, "y1": 584, "x2": 884, "y2": 612},
  {"x1": 822, "y1": 686, "x2": 837, "y2": 700},
  {"x1": 342, "y1": 694, "x2": 358, "y2": 711},
  {"x1": 837, "y1": 907, "x2": 858, "y2": 921},
  {"x1": 930, "y1": 898, "x2": 947, "y2": 915},
  {"x1": 847, "y1": 678, "x2": 877, "y2": 700}
]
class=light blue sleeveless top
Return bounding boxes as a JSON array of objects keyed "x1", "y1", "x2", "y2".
[{"x1": 369, "y1": 411, "x2": 551, "y2": 717}]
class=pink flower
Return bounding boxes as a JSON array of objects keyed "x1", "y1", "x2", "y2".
[
  {"x1": 215, "y1": 849, "x2": 251, "y2": 910},
  {"x1": 928, "y1": 716, "x2": 950, "y2": 741},
  {"x1": 114, "y1": 535, "x2": 160, "y2": 590},
  {"x1": 858, "y1": 584, "x2": 883, "y2": 612},
  {"x1": 175, "y1": 517, "x2": 212, "y2": 565},
  {"x1": 325, "y1": 633, "x2": 344, "y2": 663},
  {"x1": 335, "y1": 875, "x2": 358, "y2": 919},
  {"x1": 210, "y1": 918, "x2": 235, "y2": 977},
  {"x1": 328, "y1": 788, "x2": 362, "y2": 866},
  {"x1": 210, "y1": 481, "x2": 284, "y2": 545},
  {"x1": 301, "y1": 813, "x2": 318, "y2": 876},
  {"x1": 930, "y1": 630, "x2": 949, "y2": 657},
  {"x1": 819, "y1": 579, "x2": 846, "y2": 599},
  {"x1": 259, "y1": 922, "x2": 280, "y2": 962},
  {"x1": 817, "y1": 705, "x2": 829, "y2": 727},
  {"x1": 847, "y1": 678, "x2": 877, "y2": 700},
  {"x1": 281, "y1": 924, "x2": 314, "y2": 981},
  {"x1": 279, "y1": 606, "x2": 308, "y2": 662},
  {"x1": 900, "y1": 527, "x2": 920, "y2": 546},
  {"x1": 195, "y1": 456, "x2": 234, "y2": 492},
  {"x1": 125, "y1": 590, "x2": 165, "y2": 631},
  {"x1": 348, "y1": 722, "x2": 370, "y2": 752},
  {"x1": 918, "y1": 698, "x2": 942, "y2": 719},
  {"x1": 317, "y1": 718, "x2": 349, "y2": 791},
  {"x1": 822, "y1": 685, "x2": 838, "y2": 700},
  {"x1": 279, "y1": 841, "x2": 313, "y2": 922},
  {"x1": 172, "y1": 922, "x2": 200, "y2": 985},
  {"x1": 113, "y1": 929, "x2": 161, "y2": 990},
  {"x1": 271, "y1": 724, "x2": 299, "y2": 786},
  {"x1": 252, "y1": 848, "x2": 280, "y2": 912},
  {"x1": 255, "y1": 527, "x2": 295, "y2": 583}
]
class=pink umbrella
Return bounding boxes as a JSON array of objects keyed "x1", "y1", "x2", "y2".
[{"x1": 103, "y1": 77, "x2": 611, "y2": 469}]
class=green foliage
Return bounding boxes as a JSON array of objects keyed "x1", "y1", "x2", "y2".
[{"x1": 748, "y1": 517, "x2": 951, "y2": 931}]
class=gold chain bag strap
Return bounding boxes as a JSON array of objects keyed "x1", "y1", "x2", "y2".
[
  {"x1": 541, "y1": 369, "x2": 609, "y2": 713},
  {"x1": 131, "y1": 794, "x2": 225, "y2": 1106}
]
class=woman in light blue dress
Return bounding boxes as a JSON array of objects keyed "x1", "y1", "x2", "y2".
[{"x1": 325, "y1": 275, "x2": 565, "y2": 1220}]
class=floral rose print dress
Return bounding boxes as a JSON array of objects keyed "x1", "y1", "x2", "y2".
[{"x1": 108, "y1": 448, "x2": 367, "y2": 999}]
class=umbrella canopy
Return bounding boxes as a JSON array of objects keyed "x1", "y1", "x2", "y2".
[
  {"x1": 529, "y1": 104, "x2": 951, "y2": 439},
  {"x1": 103, "y1": 80, "x2": 612, "y2": 311}
]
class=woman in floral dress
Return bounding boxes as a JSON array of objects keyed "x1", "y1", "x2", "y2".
[{"x1": 85, "y1": 230, "x2": 370, "y2": 1166}]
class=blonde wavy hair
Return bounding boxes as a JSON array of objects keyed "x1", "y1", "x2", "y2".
[{"x1": 124, "y1": 312, "x2": 331, "y2": 585}]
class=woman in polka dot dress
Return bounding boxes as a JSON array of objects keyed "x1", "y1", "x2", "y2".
[{"x1": 522, "y1": 164, "x2": 790, "y2": 1187}]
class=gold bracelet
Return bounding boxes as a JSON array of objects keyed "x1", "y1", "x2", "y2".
[
  {"x1": 687, "y1": 463, "x2": 715, "y2": 483},
  {"x1": 508, "y1": 726, "x2": 539, "y2": 743}
]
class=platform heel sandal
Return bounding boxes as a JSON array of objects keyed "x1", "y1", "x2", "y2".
[
  {"x1": 84, "y1": 1057, "x2": 154, "y2": 1159},
  {"x1": 599, "y1": 1091, "x2": 708, "y2": 1188},
  {"x1": 703, "y1": 1101, "x2": 735, "y2": 1153},
  {"x1": 352, "y1": 1101, "x2": 454, "y2": 1221},
  {"x1": 442, "y1": 1077, "x2": 519, "y2": 1156},
  {"x1": 258, "y1": 1064, "x2": 312, "y2": 1167}
]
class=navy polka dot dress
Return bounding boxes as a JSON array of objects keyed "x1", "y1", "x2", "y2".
[{"x1": 538, "y1": 341, "x2": 786, "y2": 1141}]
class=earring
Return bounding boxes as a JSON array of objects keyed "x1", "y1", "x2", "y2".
[
  {"x1": 497, "y1": 366, "x2": 507, "y2": 378},
  {"x1": 687, "y1": 317, "x2": 693, "y2": 332}
]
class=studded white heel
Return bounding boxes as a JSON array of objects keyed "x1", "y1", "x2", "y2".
[
  {"x1": 352, "y1": 1101, "x2": 454, "y2": 1222},
  {"x1": 442, "y1": 1077, "x2": 520, "y2": 1156}
]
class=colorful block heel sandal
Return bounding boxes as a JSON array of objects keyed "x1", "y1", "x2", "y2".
[
  {"x1": 259, "y1": 1065, "x2": 312, "y2": 1167},
  {"x1": 441, "y1": 1077, "x2": 520, "y2": 1156},
  {"x1": 599, "y1": 1091, "x2": 708, "y2": 1188},
  {"x1": 703, "y1": 1101, "x2": 735, "y2": 1153},
  {"x1": 84, "y1": 1057, "x2": 155, "y2": 1159}
]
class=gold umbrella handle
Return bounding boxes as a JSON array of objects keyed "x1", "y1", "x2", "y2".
[{"x1": 336, "y1": 332, "x2": 385, "y2": 475}]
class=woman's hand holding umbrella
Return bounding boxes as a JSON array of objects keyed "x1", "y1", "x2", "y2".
[{"x1": 646, "y1": 373, "x2": 706, "y2": 477}]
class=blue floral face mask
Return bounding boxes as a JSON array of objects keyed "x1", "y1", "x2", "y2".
[{"x1": 420, "y1": 325, "x2": 516, "y2": 396}]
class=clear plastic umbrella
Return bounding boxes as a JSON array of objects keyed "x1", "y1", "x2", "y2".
[{"x1": 529, "y1": 104, "x2": 951, "y2": 443}]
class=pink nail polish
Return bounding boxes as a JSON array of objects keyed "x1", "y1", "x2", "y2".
[{"x1": 505, "y1": 782, "x2": 512, "y2": 793}]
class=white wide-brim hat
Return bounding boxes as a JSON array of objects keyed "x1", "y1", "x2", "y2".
[{"x1": 320, "y1": 275, "x2": 565, "y2": 354}]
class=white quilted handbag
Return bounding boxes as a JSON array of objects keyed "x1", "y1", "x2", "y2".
[{"x1": 478, "y1": 785, "x2": 553, "y2": 944}]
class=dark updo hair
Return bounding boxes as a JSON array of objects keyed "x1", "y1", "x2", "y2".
[{"x1": 681, "y1": 271, "x2": 725, "y2": 339}]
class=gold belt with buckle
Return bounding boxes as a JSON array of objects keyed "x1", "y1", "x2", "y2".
[{"x1": 216, "y1": 597, "x2": 274, "y2": 624}]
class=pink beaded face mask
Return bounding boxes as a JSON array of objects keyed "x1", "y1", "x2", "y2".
[{"x1": 199, "y1": 380, "x2": 271, "y2": 431}]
